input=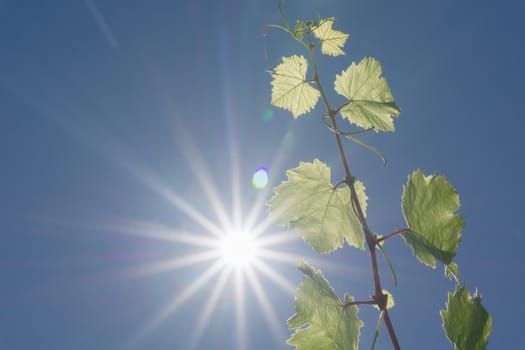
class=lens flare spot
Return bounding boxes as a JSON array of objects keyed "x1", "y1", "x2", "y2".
[
  {"x1": 262, "y1": 109, "x2": 273, "y2": 122},
  {"x1": 252, "y1": 167, "x2": 269, "y2": 189}
]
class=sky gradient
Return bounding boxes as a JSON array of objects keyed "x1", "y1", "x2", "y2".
[{"x1": 1, "y1": 0, "x2": 525, "y2": 349}]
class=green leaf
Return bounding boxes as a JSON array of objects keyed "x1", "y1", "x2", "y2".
[
  {"x1": 271, "y1": 55, "x2": 320, "y2": 118},
  {"x1": 287, "y1": 261, "x2": 364, "y2": 350},
  {"x1": 441, "y1": 286, "x2": 492, "y2": 350},
  {"x1": 312, "y1": 18, "x2": 349, "y2": 56},
  {"x1": 334, "y1": 57, "x2": 400, "y2": 132},
  {"x1": 445, "y1": 261, "x2": 462, "y2": 285},
  {"x1": 401, "y1": 169, "x2": 464, "y2": 268},
  {"x1": 294, "y1": 20, "x2": 306, "y2": 40},
  {"x1": 267, "y1": 159, "x2": 367, "y2": 253}
]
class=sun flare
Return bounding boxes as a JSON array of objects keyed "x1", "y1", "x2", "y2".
[
  {"x1": 112, "y1": 109, "x2": 315, "y2": 350},
  {"x1": 218, "y1": 230, "x2": 259, "y2": 268}
]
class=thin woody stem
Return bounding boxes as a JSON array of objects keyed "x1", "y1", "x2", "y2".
[
  {"x1": 377, "y1": 228, "x2": 412, "y2": 243},
  {"x1": 342, "y1": 300, "x2": 377, "y2": 308},
  {"x1": 383, "y1": 310, "x2": 400, "y2": 349}
]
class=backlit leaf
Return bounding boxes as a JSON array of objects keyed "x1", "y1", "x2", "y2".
[
  {"x1": 402, "y1": 169, "x2": 464, "y2": 268},
  {"x1": 267, "y1": 159, "x2": 367, "y2": 253},
  {"x1": 287, "y1": 261, "x2": 364, "y2": 350},
  {"x1": 445, "y1": 261, "x2": 461, "y2": 285},
  {"x1": 312, "y1": 18, "x2": 349, "y2": 56},
  {"x1": 271, "y1": 55, "x2": 320, "y2": 118},
  {"x1": 441, "y1": 286, "x2": 492, "y2": 350},
  {"x1": 334, "y1": 57, "x2": 400, "y2": 131},
  {"x1": 293, "y1": 20, "x2": 306, "y2": 40}
]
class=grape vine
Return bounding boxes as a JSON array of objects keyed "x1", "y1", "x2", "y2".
[{"x1": 265, "y1": 1, "x2": 492, "y2": 349}]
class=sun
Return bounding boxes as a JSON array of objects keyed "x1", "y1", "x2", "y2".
[
  {"x1": 108, "y1": 111, "x2": 311, "y2": 349},
  {"x1": 217, "y1": 229, "x2": 259, "y2": 268}
]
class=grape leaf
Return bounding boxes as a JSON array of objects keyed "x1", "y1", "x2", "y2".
[
  {"x1": 271, "y1": 55, "x2": 320, "y2": 118},
  {"x1": 312, "y1": 18, "x2": 349, "y2": 56},
  {"x1": 441, "y1": 286, "x2": 492, "y2": 350},
  {"x1": 293, "y1": 21, "x2": 306, "y2": 40},
  {"x1": 401, "y1": 169, "x2": 464, "y2": 268},
  {"x1": 334, "y1": 57, "x2": 400, "y2": 132},
  {"x1": 287, "y1": 261, "x2": 363, "y2": 350},
  {"x1": 267, "y1": 159, "x2": 367, "y2": 253},
  {"x1": 445, "y1": 261, "x2": 461, "y2": 285}
]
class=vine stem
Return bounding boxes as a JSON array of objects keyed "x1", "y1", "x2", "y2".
[
  {"x1": 306, "y1": 33, "x2": 401, "y2": 350},
  {"x1": 342, "y1": 300, "x2": 377, "y2": 308},
  {"x1": 377, "y1": 228, "x2": 411, "y2": 243}
]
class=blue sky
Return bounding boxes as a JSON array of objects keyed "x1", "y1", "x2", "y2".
[{"x1": 1, "y1": 0, "x2": 524, "y2": 349}]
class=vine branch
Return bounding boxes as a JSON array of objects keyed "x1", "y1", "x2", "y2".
[
  {"x1": 267, "y1": 5, "x2": 491, "y2": 349},
  {"x1": 305, "y1": 30, "x2": 401, "y2": 350}
]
